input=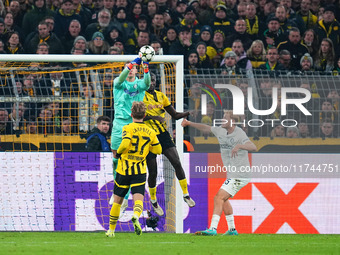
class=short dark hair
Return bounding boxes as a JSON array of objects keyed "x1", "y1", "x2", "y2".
[{"x1": 97, "y1": 116, "x2": 111, "y2": 123}]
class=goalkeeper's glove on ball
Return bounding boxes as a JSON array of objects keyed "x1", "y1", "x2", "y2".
[{"x1": 127, "y1": 57, "x2": 142, "y2": 70}]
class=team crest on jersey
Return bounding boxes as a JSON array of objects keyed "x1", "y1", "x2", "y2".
[
  {"x1": 133, "y1": 84, "x2": 137, "y2": 89},
  {"x1": 124, "y1": 88, "x2": 139, "y2": 97}
]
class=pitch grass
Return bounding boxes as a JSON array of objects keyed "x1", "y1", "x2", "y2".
[{"x1": 1, "y1": 232, "x2": 339, "y2": 255}]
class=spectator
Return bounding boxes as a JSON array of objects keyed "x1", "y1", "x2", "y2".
[
  {"x1": 112, "y1": 7, "x2": 135, "y2": 42},
  {"x1": 72, "y1": 0, "x2": 92, "y2": 29},
  {"x1": 102, "y1": 0, "x2": 115, "y2": 16},
  {"x1": 9, "y1": 0, "x2": 24, "y2": 27},
  {"x1": 315, "y1": 118, "x2": 337, "y2": 138},
  {"x1": 225, "y1": 19, "x2": 252, "y2": 50},
  {"x1": 169, "y1": 26, "x2": 195, "y2": 59},
  {"x1": 297, "y1": 0, "x2": 318, "y2": 29},
  {"x1": 298, "y1": 121, "x2": 311, "y2": 138},
  {"x1": 26, "y1": 117, "x2": 38, "y2": 134},
  {"x1": 150, "y1": 12, "x2": 167, "y2": 42},
  {"x1": 196, "y1": 0, "x2": 213, "y2": 26},
  {"x1": 60, "y1": 117, "x2": 74, "y2": 135},
  {"x1": 129, "y1": 2, "x2": 144, "y2": 26},
  {"x1": 245, "y1": 3, "x2": 265, "y2": 40},
  {"x1": 185, "y1": 50, "x2": 203, "y2": 73},
  {"x1": 273, "y1": 5, "x2": 297, "y2": 34},
  {"x1": 85, "y1": 9, "x2": 112, "y2": 41},
  {"x1": 26, "y1": 21, "x2": 64, "y2": 54},
  {"x1": 210, "y1": 3, "x2": 234, "y2": 36},
  {"x1": 237, "y1": 2, "x2": 247, "y2": 19},
  {"x1": 126, "y1": 14, "x2": 149, "y2": 50},
  {"x1": 53, "y1": 0, "x2": 82, "y2": 38},
  {"x1": 278, "y1": 49, "x2": 293, "y2": 70},
  {"x1": 5, "y1": 32, "x2": 25, "y2": 54},
  {"x1": 88, "y1": 31, "x2": 110, "y2": 54},
  {"x1": 299, "y1": 53, "x2": 314, "y2": 72},
  {"x1": 112, "y1": 37, "x2": 125, "y2": 54},
  {"x1": 230, "y1": 40, "x2": 252, "y2": 71},
  {"x1": 85, "y1": 116, "x2": 111, "y2": 151},
  {"x1": 319, "y1": 98, "x2": 338, "y2": 125},
  {"x1": 302, "y1": 29, "x2": 318, "y2": 57},
  {"x1": 9, "y1": 102, "x2": 26, "y2": 134},
  {"x1": 3, "y1": 12, "x2": 24, "y2": 43},
  {"x1": 270, "y1": 124, "x2": 286, "y2": 137},
  {"x1": 277, "y1": 27, "x2": 308, "y2": 70},
  {"x1": 286, "y1": 126, "x2": 300, "y2": 138},
  {"x1": 221, "y1": 51, "x2": 238, "y2": 75},
  {"x1": 0, "y1": 19, "x2": 6, "y2": 43},
  {"x1": 108, "y1": 46, "x2": 122, "y2": 55},
  {"x1": 259, "y1": 47, "x2": 285, "y2": 70},
  {"x1": 0, "y1": 109, "x2": 11, "y2": 135},
  {"x1": 126, "y1": 30, "x2": 150, "y2": 54},
  {"x1": 162, "y1": 26, "x2": 178, "y2": 54},
  {"x1": 61, "y1": 19, "x2": 83, "y2": 54},
  {"x1": 327, "y1": 89, "x2": 339, "y2": 111},
  {"x1": 22, "y1": 0, "x2": 55, "y2": 37},
  {"x1": 71, "y1": 36, "x2": 88, "y2": 54},
  {"x1": 38, "y1": 105, "x2": 54, "y2": 135},
  {"x1": 196, "y1": 41, "x2": 212, "y2": 68},
  {"x1": 151, "y1": 40, "x2": 162, "y2": 54},
  {"x1": 105, "y1": 25, "x2": 122, "y2": 46},
  {"x1": 206, "y1": 30, "x2": 229, "y2": 67},
  {"x1": 177, "y1": 6, "x2": 201, "y2": 42},
  {"x1": 146, "y1": 0, "x2": 158, "y2": 20},
  {"x1": 262, "y1": 17, "x2": 287, "y2": 49},
  {"x1": 314, "y1": 5, "x2": 340, "y2": 54},
  {"x1": 314, "y1": 38, "x2": 335, "y2": 72},
  {"x1": 246, "y1": 40, "x2": 266, "y2": 69},
  {"x1": 33, "y1": 42, "x2": 50, "y2": 69},
  {"x1": 198, "y1": 25, "x2": 212, "y2": 45}
]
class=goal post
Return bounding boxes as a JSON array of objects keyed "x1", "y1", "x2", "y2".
[{"x1": 0, "y1": 54, "x2": 185, "y2": 233}]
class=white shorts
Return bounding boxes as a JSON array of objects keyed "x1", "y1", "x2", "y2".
[{"x1": 221, "y1": 178, "x2": 250, "y2": 197}]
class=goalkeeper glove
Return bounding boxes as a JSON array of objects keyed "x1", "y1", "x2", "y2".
[
  {"x1": 142, "y1": 61, "x2": 149, "y2": 73},
  {"x1": 127, "y1": 57, "x2": 142, "y2": 70}
]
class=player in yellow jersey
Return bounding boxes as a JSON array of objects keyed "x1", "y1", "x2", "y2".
[
  {"x1": 106, "y1": 101, "x2": 162, "y2": 238},
  {"x1": 143, "y1": 73, "x2": 195, "y2": 216}
]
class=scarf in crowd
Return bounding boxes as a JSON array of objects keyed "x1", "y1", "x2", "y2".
[{"x1": 246, "y1": 16, "x2": 259, "y2": 35}]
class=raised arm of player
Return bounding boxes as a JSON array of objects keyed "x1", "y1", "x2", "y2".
[
  {"x1": 115, "y1": 57, "x2": 142, "y2": 89},
  {"x1": 181, "y1": 118, "x2": 212, "y2": 133},
  {"x1": 165, "y1": 105, "x2": 190, "y2": 120},
  {"x1": 140, "y1": 61, "x2": 150, "y2": 90}
]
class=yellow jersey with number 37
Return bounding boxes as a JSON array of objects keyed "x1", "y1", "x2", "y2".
[{"x1": 116, "y1": 122, "x2": 162, "y2": 175}]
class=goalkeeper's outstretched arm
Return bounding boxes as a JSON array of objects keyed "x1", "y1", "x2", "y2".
[
  {"x1": 181, "y1": 118, "x2": 212, "y2": 133},
  {"x1": 115, "y1": 57, "x2": 142, "y2": 89}
]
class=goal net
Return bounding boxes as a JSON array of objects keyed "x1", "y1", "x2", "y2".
[{"x1": 0, "y1": 54, "x2": 185, "y2": 233}]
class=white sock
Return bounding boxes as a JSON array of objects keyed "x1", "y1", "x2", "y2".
[
  {"x1": 209, "y1": 214, "x2": 220, "y2": 230},
  {"x1": 225, "y1": 214, "x2": 235, "y2": 230}
]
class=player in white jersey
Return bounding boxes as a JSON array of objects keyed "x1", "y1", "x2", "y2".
[{"x1": 182, "y1": 110, "x2": 257, "y2": 236}]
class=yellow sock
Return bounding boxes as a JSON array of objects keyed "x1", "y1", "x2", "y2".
[
  {"x1": 149, "y1": 187, "x2": 157, "y2": 201},
  {"x1": 133, "y1": 200, "x2": 143, "y2": 218},
  {"x1": 179, "y1": 179, "x2": 189, "y2": 196},
  {"x1": 109, "y1": 202, "x2": 121, "y2": 231}
]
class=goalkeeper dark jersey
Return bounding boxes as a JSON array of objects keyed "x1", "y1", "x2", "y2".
[{"x1": 116, "y1": 122, "x2": 161, "y2": 175}]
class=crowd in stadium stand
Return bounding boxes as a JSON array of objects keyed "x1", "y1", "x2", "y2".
[{"x1": 0, "y1": 0, "x2": 339, "y2": 139}]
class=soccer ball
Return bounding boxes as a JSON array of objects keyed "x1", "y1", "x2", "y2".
[{"x1": 139, "y1": 45, "x2": 155, "y2": 62}]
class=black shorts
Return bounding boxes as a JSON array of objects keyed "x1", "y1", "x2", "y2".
[
  {"x1": 114, "y1": 172, "x2": 146, "y2": 197},
  {"x1": 147, "y1": 131, "x2": 175, "y2": 160}
]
